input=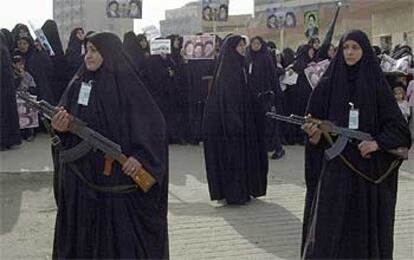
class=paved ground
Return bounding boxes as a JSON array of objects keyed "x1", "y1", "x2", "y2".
[{"x1": 0, "y1": 134, "x2": 413, "y2": 259}]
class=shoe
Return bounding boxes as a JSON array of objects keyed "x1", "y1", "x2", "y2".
[{"x1": 271, "y1": 149, "x2": 285, "y2": 160}]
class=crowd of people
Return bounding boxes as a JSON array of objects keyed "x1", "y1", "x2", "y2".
[{"x1": 0, "y1": 18, "x2": 413, "y2": 259}]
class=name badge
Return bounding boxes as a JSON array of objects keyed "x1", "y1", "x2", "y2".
[
  {"x1": 349, "y1": 109, "x2": 359, "y2": 129},
  {"x1": 78, "y1": 82, "x2": 92, "y2": 106},
  {"x1": 248, "y1": 63, "x2": 253, "y2": 74}
]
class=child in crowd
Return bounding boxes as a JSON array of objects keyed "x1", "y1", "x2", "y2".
[{"x1": 394, "y1": 86, "x2": 410, "y2": 121}]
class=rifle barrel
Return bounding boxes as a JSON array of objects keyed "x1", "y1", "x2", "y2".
[{"x1": 266, "y1": 113, "x2": 305, "y2": 125}]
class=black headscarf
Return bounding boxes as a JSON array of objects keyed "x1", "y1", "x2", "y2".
[
  {"x1": 65, "y1": 28, "x2": 84, "y2": 78},
  {"x1": 0, "y1": 28, "x2": 14, "y2": 53},
  {"x1": 282, "y1": 47, "x2": 295, "y2": 68},
  {"x1": 11, "y1": 23, "x2": 33, "y2": 47},
  {"x1": 136, "y1": 34, "x2": 150, "y2": 55},
  {"x1": 123, "y1": 31, "x2": 146, "y2": 75},
  {"x1": 293, "y1": 44, "x2": 313, "y2": 73},
  {"x1": 41, "y1": 20, "x2": 64, "y2": 56}
]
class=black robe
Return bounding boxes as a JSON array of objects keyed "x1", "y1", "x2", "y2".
[
  {"x1": 302, "y1": 30, "x2": 411, "y2": 259},
  {"x1": 246, "y1": 36, "x2": 283, "y2": 152},
  {"x1": 203, "y1": 35, "x2": 268, "y2": 204},
  {"x1": 20, "y1": 37, "x2": 56, "y2": 105},
  {"x1": 123, "y1": 31, "x2": 146, "y2": 77},
  {"x1": 42, "y1": 20, "x2": 69, "y2": 101},
  {"x1": 64, "y1": 28, "x2": 83, "y2": 80},
  {"x1": 186, "y1": 59, "x2": 215, "y2": 144},
  {"x1": 0, "y1": 31, "x2": 21, "y2": 149},
  {"x1": 53, "y1": 32, "x2": 169, "y2": 259},
  {"x1": 283, "y1": 45, "x2": 313, "y2": 145}
]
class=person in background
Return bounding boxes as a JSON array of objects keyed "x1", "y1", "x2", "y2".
[
  {"x1": 394, "y1": 85, "x2": 410, "y2": 121},
  {"x1": 65, "y1": 27, "x2": 85, "y2": 79}
]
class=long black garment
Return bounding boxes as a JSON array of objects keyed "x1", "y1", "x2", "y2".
[
  {"x1": 64, "y1": 28, "x2": 84, "y2": 80},
  {"x1": 0, "y1": 31, "x2": 21, "y2": 149},
  {"x1": 246, "y1": 36, "x2": 283, "y2": 152},
  {"x1": 166, "y1": 35, "x2": 189, "y2": 143},
  {"x1": 18, "y1": 36, "x2": 56, "y2": 104},
  {"x1": 42, "y1": 20, "x2": 69, "y2": 101},
  {"x1": 53, "y1": 32, "x2": 169, "y2": 259},
  {"x1": 186, "y1": 59, "x2": 215, "y2": 144},
  {"x1": 203, "y1": 35, "x2": 268, "y2": 204},
  {"x1": 284, "y1": 45, "x2": 313, "y2": 145},
  {"x1": 302, "y1": 30, "x2": 411, "y2": 259},
  {"x1": 123, "y1": 31, "x2": 146, "y2": 77}
]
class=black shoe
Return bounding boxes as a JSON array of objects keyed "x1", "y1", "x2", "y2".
[{"x1": 271, "y1": 149, "x2": 285, "y2": 160}]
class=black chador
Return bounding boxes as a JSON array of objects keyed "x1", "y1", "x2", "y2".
[
  {"x1": 245, "y1": 36, "x2": 283, "y2": 154},
  {"x1": 64, "y1": 28, "x2": 84, "y2": 79},
  {"x1": 203, "y1": 35, "x2": 268, "y2": 205},
  {"x1": 42, "y1": 20, "x2": 68, "y2": 101},
  {"x1": 53, "y1": 33, "x2": 169, "y2": 259},
  {"x1": 283, "y1": 44, "x2": 313, "y2": 145},
  {"x1": 0, "y1": 30, "x2": 21, "y2": 150},
  {"x1": 123, "y1": 31, "x2": 146, "y2": 77},
  {"x1": 302, "y1": 30, "x2": 411, "y2": 259}
]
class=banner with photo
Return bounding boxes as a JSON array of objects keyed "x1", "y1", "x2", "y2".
[
  {"x1": 150, "y1": 39, "x2": 171, "y2": 55},
  {"x1": 304, "y1": 59, "x2": 330, "y2": 89},
  {"x1": 106, "y1": 0, "x2": 142, "y2": 19},
  {"x1": 304, "y1": 10, "x2": 320, "y2": 39},
  {"x1": 16, "y1": 96, "x2": 39, "y2": 129},
  {"x1": 182, "y1": 35, "x2": 216, "y2": 60},
  {"x1": 381, "y1": 54, "x2": 412, "y2": 76},
  {"x1": 266, "y1": 7, "x2": 297, "y2": 29},
  {"x1": 202, "y1": 0, "x2": 229, "y2": 22}
]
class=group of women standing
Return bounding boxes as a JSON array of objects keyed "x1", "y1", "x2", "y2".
[{"x1": 1, "y1": 20, "x2": 412, "y2": 259}]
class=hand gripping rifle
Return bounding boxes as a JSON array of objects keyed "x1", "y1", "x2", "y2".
[
  {"x1": 266, "y1": 113, "x2": 409, "y2": 184},
  {"x1": 17, "y1": 91, "x2": 156, "y2": 192},
  {"x1": 266, "y1": 112, "x2": 408, "y2": 160}
]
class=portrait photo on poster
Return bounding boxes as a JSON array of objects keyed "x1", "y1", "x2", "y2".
[
  {"x1": 202, "y1": 0, "x2": 229, "y2": 22},
  {"x1": 182, "y1": 35, "x2": 216, "y2": 60},
  {"x1": 304, "y1": 10, "x2": 319, "y2": 39},
  {"x1": 106, "y1": 0, "x2": 142, "y2": 19},
  {"x1": 16, "y1": 97, "x2": 39, "y2": 129},
  {"x1": 266, "y1": 7, "x2": 297, "y2": 29}
]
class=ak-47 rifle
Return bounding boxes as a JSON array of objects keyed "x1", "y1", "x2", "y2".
[
  {"x1": 17, "y1": 91, "x2": 156, "y2": 192},
  {"x1": 266, "y1": 112, "x2": 409, "y2": 161}
]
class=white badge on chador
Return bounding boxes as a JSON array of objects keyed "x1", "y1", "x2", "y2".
[
  {"x1": 348, "y1": 102, "x2": 359, "y2": 129},
  {"x1": 78, "y1": 81, "x2": 93, "y2": 106},
  {"x1": 248, "y1": 63, "x2": 253, "y2": 74}
]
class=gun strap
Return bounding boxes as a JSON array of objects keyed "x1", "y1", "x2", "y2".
[{"x1": 322, "y1": 132, "x2": 403, "y2": 184}]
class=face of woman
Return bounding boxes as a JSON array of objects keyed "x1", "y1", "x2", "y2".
[
  {"x1": 173, "y1": 38, "x2": 180, "y2": 49},
  {"x1": 17, "y1": 39, "x2": 30, "y2": 54},
  {"x1": 236, "y1": 40, "x2": 246, "y2": 56},
  {"x1": 328, "y1": 45, "x2": 336, "y2": 58},
  {"x1": 313, "y1": 40, "x2": 320, "y2": 50},
  {"x1": 185, "y1": 44, "x2": 194, "y2": 56},
  {"x1": 308, "y1": 48, "x2": 315, "y2": 59},
  {"x1": 84, "y1": 42, "x2": 104, "y2": 72},
  {"x1": 194, "y1": 46, "x2": 203, "y2": 57},
  {"x1": 140, "y1": 39, "x2": 147, "y2": 49},
  {"x1": 251, "y1": 39, "x2": 262, "y2": 52},
  {"x1": 343, "y1": 40, "x2": 363, "y2": 66}
]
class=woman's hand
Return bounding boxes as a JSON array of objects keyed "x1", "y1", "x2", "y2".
[
  {"x1": 122, "y1": 157, "x2": 142, "y2": 177},
  {"x1": 358, "y1": 140, "x2": 379, "y2": 159},
  {"x1": 51, "y1": 107, "x2": 72, "y2": 132},
  {"x1": 302, "y1": 121, "x2": 322, "y2": 145}
]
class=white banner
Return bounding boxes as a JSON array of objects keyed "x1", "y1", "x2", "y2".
[{"x1": 150, "y1": 39, "x2": 171, "y2": 55}]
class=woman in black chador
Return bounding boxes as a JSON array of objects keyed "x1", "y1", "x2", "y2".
[
  {"x1": 203, "y1": 35, "x2": 268, "y2": 205},
  {"x1": 51, "y1": 32, "x2": 169, "y2": 259},
  {"x1": 65, "y1": 27, "x2": 84, "y2": 79},
  {"x1": 123, "y1": 31, "x2": 146, "y2": 77},
  {"x1": 245, "y1": 36, "x2": 284, "y2": 159},
  {"x1": 0, "y1": 30, "x2": 21, "y2": 150},
  {"x1": 284, "y1": 44, "x2": 314, "y2": 145},
  {"x1": 42, "y1": 20, "x2": 68, "y2": 101},
  {"x1": 301, "y1": 30, "x2": 411, "y2": 259}
]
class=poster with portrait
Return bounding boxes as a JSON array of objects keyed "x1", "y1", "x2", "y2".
[
  {"x1": 266, "y1": 8, "x2": 297, "y2": 29},
  {"x1": 304, "y1": 10, "x2": 320, "y2": 39},
  {"x1": 304, "y1": 59, "x2": 331, "y2": 89},
  {"x1": 106, "y1": 0, "x2": 142, "y2": 19},
  {"x1": 150, "y1": 39, "x2": 171, "y2": 55},
  {"x1": 380, "y1": 54, "x2": 412, "y2": 76},
  {"x1": 182, "y1": 35, "x2": 216, "y2": 60},
  {"x1": 16, "y1": 96, "x2": 39, "y2": 129},
  {"x1": 202, "y1": 0, "x2": 229, "y2": 22}
]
